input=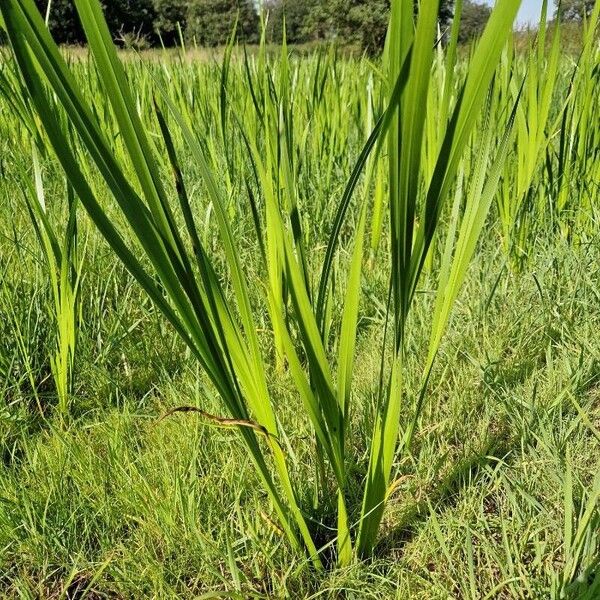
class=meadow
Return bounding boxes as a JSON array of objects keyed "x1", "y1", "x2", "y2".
[{"x1": 0, "y1": 0, "x2": 599, "y2": 597}]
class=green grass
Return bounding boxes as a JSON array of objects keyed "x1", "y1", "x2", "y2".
[
  {"x1": 0, "y1": 232, "x2": 598, "y2": 598},
  {"x1": 0, "y1": 0, "x2": 599, "y2": 596}
]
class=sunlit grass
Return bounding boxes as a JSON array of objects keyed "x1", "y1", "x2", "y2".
[{"x1": 0, "y1": 0, "x2": 598, "y2": 595}]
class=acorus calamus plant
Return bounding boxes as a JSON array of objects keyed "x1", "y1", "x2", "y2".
[{"x1": 0, "y1": 0, "x2": 522, "y2": 568}]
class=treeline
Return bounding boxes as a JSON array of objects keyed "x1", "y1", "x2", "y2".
[
  {"x1": 34, "y1": 0, "x2": 260, "y2": 47},
  {"x1": 34, "y1": 0, "x2": 594, "y2": 50},
  {"x1": 31, "y1": 0, "x2": 478, "y2": 51}
]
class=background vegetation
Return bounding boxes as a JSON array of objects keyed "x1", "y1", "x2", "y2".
[{"x1": 32, "y1": 0, "x2": 594, "y2": 50}]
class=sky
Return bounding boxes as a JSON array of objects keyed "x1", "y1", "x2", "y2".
[{"x1": 485, "y1": 0, "x2": 548, "y2": 26}]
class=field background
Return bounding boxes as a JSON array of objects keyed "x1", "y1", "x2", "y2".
[{"x1": 0, "y1": 4, "x2": 599, "y2": 598}]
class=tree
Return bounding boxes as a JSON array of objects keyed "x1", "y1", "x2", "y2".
[
  {"x1": 438, "y1": 0, "x2": 454, "y2": 29},
  {"x1": 264, "y1": 0, "x2": 315, "y2": 44},
  {"x1": 34, "y1": 0, "x2": 83, "y2": 44},
  {"x1": 152, "y1": 0, "x2": 188, "y2": 44},
  {"x1": 102, "y1": 0, "x2": 157, "y2": 44},
  {"x1": 264, "y1": 0, "x2": 335, "y2": 43},
  {"x1": 555, "y1": 0, "x2": 595, "y2": 21},
  {"x1": 329, "y1": 0, "x2": 390, "y2": 52},
  {"x1": 265, "y1": 0, "x2": 456, "y2": 52},
  {"x1": 35, "y1": 0, "x2": 157, "y2": 46},
  {"x1": 458, "y1": 0, "x2": 491, "y2": 44},
  {"x1": 186, "y1": 0, "x2": 259, "y2": 46}
]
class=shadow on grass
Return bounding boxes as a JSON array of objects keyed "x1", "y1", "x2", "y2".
[{"x1": 374, "y1": 430, "x2": 513, "y2": 556}]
